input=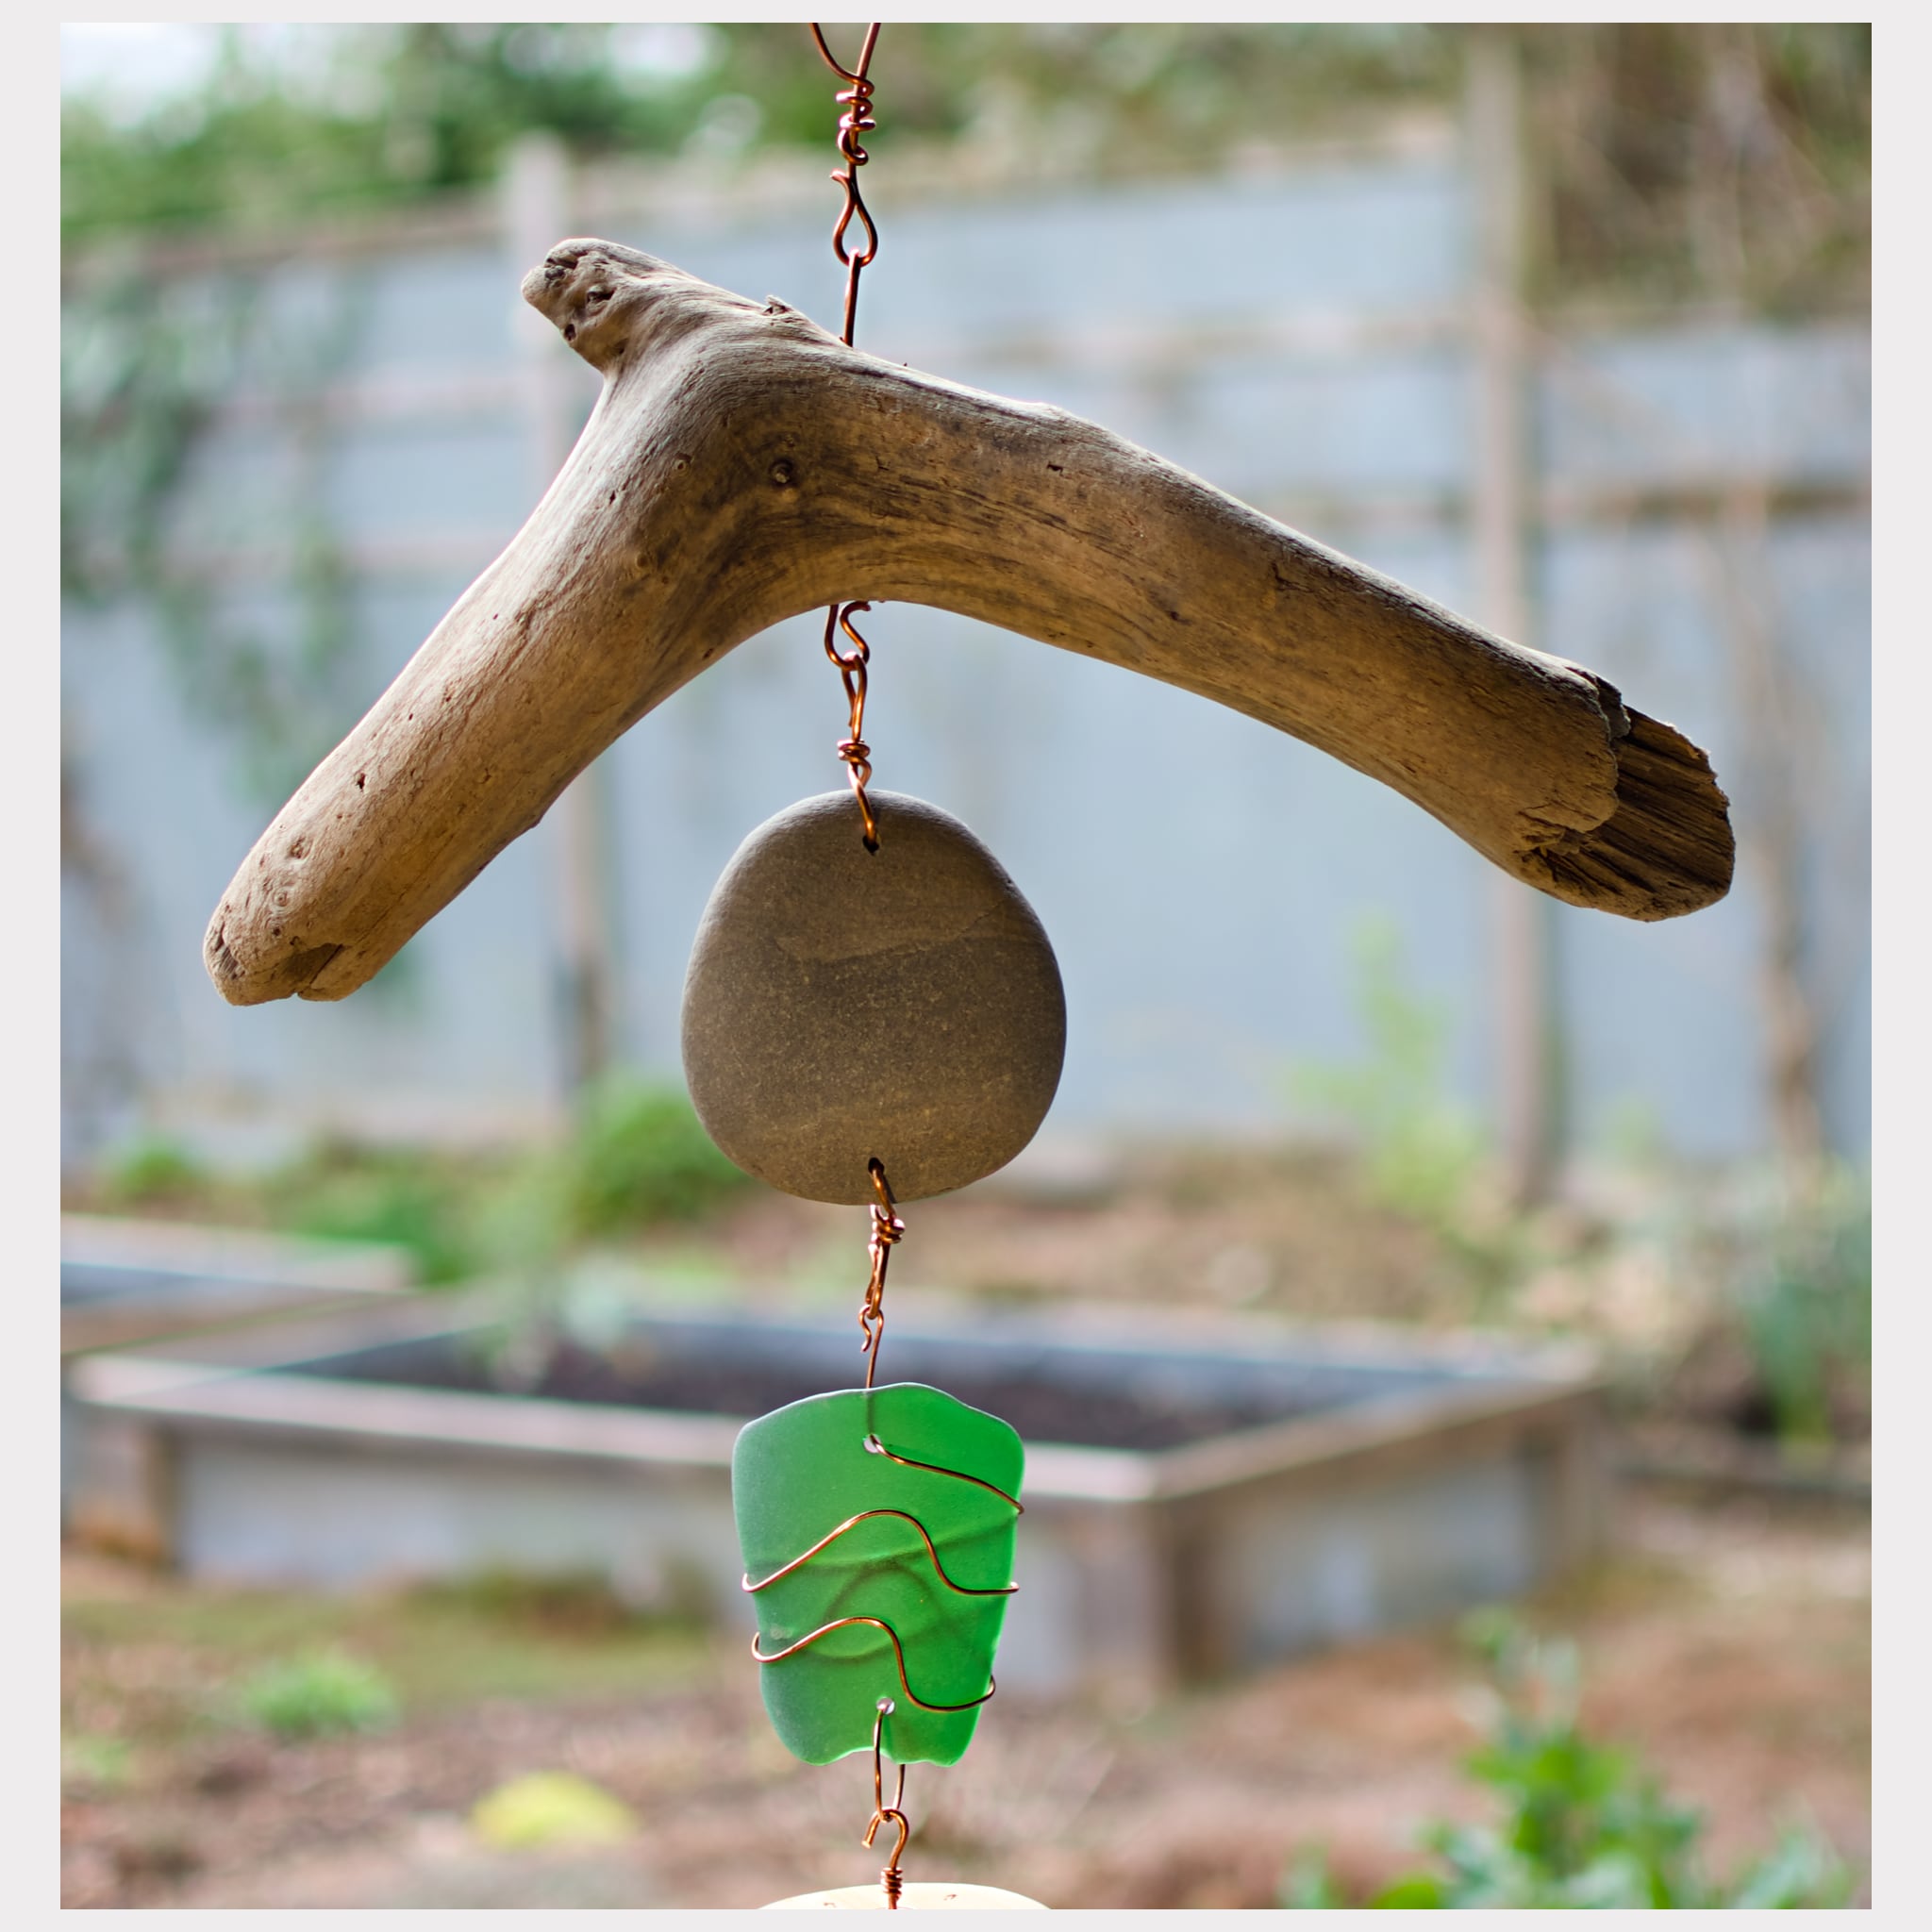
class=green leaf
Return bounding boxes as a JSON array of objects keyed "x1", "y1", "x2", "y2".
[
  {"x1": 732, "y1": 1382, "x2": 1023, "y2": 1767},
  {"x1": 1727, "y1": 1827, "x2": 1856, "y2": 1907},
  {"x1": 1277, "y1": 1847, "x2": 1348, "y2": 1908},
  {"x1": 235, "y1": 1646, "x2": 397, "y2": 1738},
  {"x1": 1369, "y1": 1874, "x2": 1447, "y2": 1907}
]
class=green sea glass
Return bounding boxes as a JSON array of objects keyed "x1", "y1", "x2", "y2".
[{"x1": 732, "y1": 1381, "x2": 1024, "y2": 1767}]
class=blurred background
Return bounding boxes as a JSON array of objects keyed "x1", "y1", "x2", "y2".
[{"x1": 61, "y1": 23, "x2": 1869, "y2": 1911}]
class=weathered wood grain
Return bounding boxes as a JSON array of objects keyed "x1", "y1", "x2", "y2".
[{"x1": 205, "y1": 240, "x2": 1733, "y2": 1006}]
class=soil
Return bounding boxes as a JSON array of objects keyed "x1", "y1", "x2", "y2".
[{"x1": 61, "y1": 1486, "x2": 1868, "y2": 1910}]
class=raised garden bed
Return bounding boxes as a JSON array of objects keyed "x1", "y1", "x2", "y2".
[
  {"x1": 61, "y1": 1217, "x2": 412, "y2": 1549},
  {"x1": 69, "y1": 1291, "x2": 1609, "y2": 1695},
  {"x1": 61, "y1": 1215, "x2": 413, "y2": 1355}
]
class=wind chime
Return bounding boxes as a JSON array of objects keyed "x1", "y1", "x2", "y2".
[
  {"x1": 201, "y1": 18, "x2": 1739, "y2": 1917},
  {"x1": 682, "y1": 26, "x2": 1055, "y2": 1911}
]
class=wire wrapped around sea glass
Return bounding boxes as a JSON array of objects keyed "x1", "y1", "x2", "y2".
[{"x1": 733, "y1": 1382, "x2": 1024, "y2": 1766}]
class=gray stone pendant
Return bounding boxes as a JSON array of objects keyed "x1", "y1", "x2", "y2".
[{"x1": 680, "y1": 791, "x2": 1065, "y2": 1205}]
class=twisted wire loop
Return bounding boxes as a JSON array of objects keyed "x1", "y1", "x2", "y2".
[
  {"x1": 864, "y1": 1698, "x2": 910, "y2": 1908},
  {"x1": 809, "y1": 22, "x2": 882, "y2": 350},
  {"x1": 809, "y1": 25, "x2": 890, "y2": 849},
  {"x1": 858, "y1": 1157, "x2": 904, "y2": 1387},
  {"x1": 824, "y1": 601, "x2": 880, "y2": 850}
]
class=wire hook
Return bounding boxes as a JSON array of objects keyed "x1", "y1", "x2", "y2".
[
  {"x1": 824, "y1": 601, "x2": 879, "y2": 848},
  {"x1": 862, "y1": 1697, "x2": 909, "y2": 1907}
]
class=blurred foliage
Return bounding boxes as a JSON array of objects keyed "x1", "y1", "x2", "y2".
[
  {"x1": 99, "y1": 1131, "x2": 210, "y2": 1208},
  {"x1": 470, "y1": 1770, "x2": 637, "y2": 1849},
  {"x1": 1274, "y1": 922, "x2": 1873, "y2": 1439},
  {"x1": 410, "y1": 1567, "x2": 683, "y2": 1640},
  {"x1": 96, "y1": 1076, "x2": 754, "y2": 1288},
  {"x1": 449, "y1": 1074, "x2": 753, "y2": 1324},
  {"x1": 1285, "y1": 917, "x2": 1489, "y2": 1228},
  {"x1": 65, "y1": 1570, "x2": 705, "y2": 1740},
  {"x1": 1656, "y1": 1159, "x2": 1873, "y2": 1449},
  {"x1": 279, "y1": 1141, "x2": 486, "y2": 1285},
  {"x1": 234, "y1": 1646, "x2": 398, "y2": 1740},
  {"x1": 61, "y1": 1732, "x2": 135, "y2": 1796},
  {"x1": 1734, "y1": 1164, "x2": 1870, "y2": 1445},
  {"x1": 62, "y1": 25, "x2": 1867, "y2": 315},
  {"x1": 564, "y1": 1074, "x2": 750, "y2": 1233},
  {"x1": 60, "y1": 271, "x2": 237, "y2": 601},
  {"x1": 64, "y1": 25, "x2": 708, "y2": 235},
  {"x1": 1283, "y1": 917, "x2": 1531, "y2": 1306},
  {"x1": 1284, "y1": 1611, "x2": 1856, "y2": 1907},
  {"x1": 1277, "y1": 1846, "x2": 1349, "y2": 1910},
  {"x1": 61, "y1": 259, "x2": 369, "y2": 807},
  {"x1": 58, "y1": 24, "x2": 1445, "y2": 238},
  {"x1": 1525, "y1": 23, "x2": 1871, "y2": 315}
]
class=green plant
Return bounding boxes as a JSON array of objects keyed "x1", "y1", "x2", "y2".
[
  {"x1": 415, "y1": 1567, "x2": 657, "y2": 1638},
  {"x1": 61, "y1": 269, "x2": 240, "y2": 606},
  {"x1": 1285, "y1": 918, "x2": 1489, "y2": 1226},
  {"x1": 278, "y1": 1143, "x2": 482, "y2": 1284},
  {"x1": 61, "y1": 1732, "x2": 134, "y2": 1794},
  {"x1": 91, "y1": 1086, "x2": 750, "y2": 1292},
  {"x1": 562, "y1": 1074, "x2": 751, "y2": 1234},
  {"x1": 62, "y1": 27, "x2": 1868, "y2": 321},
  {"x1": 235, "y1": 1646, "x2": 398, "y2": 1739},
  {"x1": 64, "y1": 249, "x2": 380, "y2": 811},
  {"x1": 1277, "y1": 1847, "x2": 1347, "y2": 1908},
  {"x1": 1735, "y1": 1164, "x2": 1871, "y2": 1445},
  {"x1": 1280, "y1": 916, "x2": 1541, "y2": 1310},
  {"x1": 1281, "y1": 1611, "x2": 1856, "y2": 1907},
  {"x1": 100, "y1": 1131, "x2": 208, "y2": 1205}
]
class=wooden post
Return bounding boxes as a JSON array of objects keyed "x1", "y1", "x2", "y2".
[
  {"x1": 1468, "y1": 28, "x2": 1564, "y2": 1208},
  {"x1": 1715, "y1": 484, "x2": 1827, "y2": 1186},
  {"x1": 504, "y1": 134, "x2": 622, "y2": 1094}
]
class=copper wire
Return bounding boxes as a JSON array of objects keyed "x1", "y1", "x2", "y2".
[
  {"x1": 749, "y1": 1614, "x2": 997, "y2": 1714},
  {"x1": 863, "y1": 1434, "x2": 1025, "y2": 1517},
  {"x1": 824, "y1": 602, "x2": 880, "y2": 851},
  {"x1": 741, "y1": 1507, "x2": 1018, "y2": 1597},
  {"x1": 808, "y1": 22, "x2": 882, "y2": 350},
  {"x1": 864, "y1": 1694, "x2": 910, "y2": 1906},
  {"x1": 767, "y1": 33, "x2": 988, "y2": 1912},
  {"x1": 871, "y1": 1698, "x2": 907, "y2": 1819},
  {"x1": 857, "y1": 1157, "x2": 904, "y2": 1387},
  {"x1": 744, "y1": 1438, "x2": 1022, "y2": 1707},
  {"x1": 865, "y1": 1806, "x2": 909, "y2": 1910},
  {"x1": 809, "y1": 25, "x2": 889, "y2": 849}
]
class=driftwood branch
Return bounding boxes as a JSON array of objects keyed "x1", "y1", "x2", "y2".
[{"x1": 205, "y1": 241, "x2": 1733, "y2": 1006}]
